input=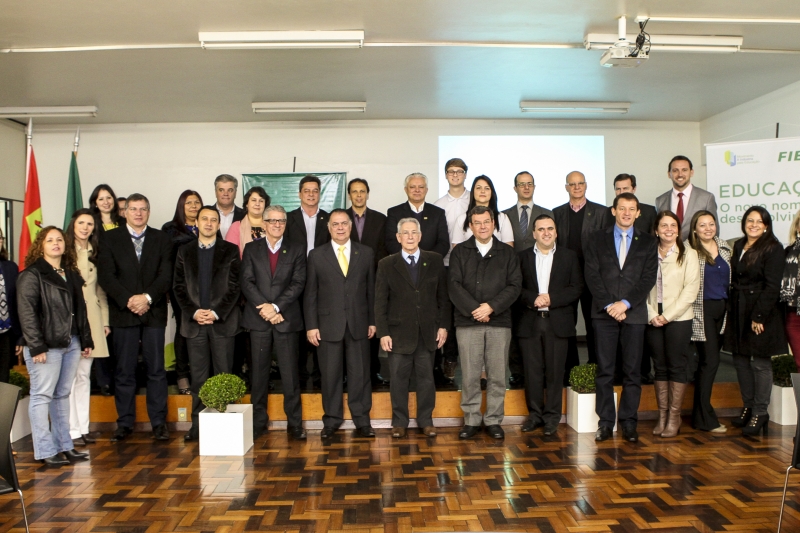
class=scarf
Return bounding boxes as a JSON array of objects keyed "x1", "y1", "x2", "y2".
[{"x1": 780, "y1": 235, "x2": 800, "y2": 312}]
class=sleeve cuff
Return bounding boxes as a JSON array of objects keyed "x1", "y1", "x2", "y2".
[
  {"x1": 272, "y1": 304, "x2": 280, "y2": 314},
  {"x1": 621, "y1": 299, "x2": 631, "y2": 309}
]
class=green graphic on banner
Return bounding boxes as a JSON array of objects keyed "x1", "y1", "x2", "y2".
[{"x1": 242, "y1": 173, "x2": 347, "y2": 211}]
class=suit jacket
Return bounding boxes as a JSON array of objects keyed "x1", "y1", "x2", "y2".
[
  {"x1": 0, "y1": 260, "x2": 21, "y2": 343},
  {"x1": 375, "y1": 251, "x2": 451, "y2": 354},
  {"x1": 517, "y1": 246, "x2": 583, "y2": 338},
  {"x1": 98, "y1": 226, "x2": 174, "y2": 328},
  {"x1": 502, "y1": 203, "x2": 554, "y2": 252},
  {"x1": 232, "y1": 205, "x2": 246, "y2": 224},
  {"x1": 173, "y1": 239, "x2": 241, "y2": 338},
  {"x1": 304, "y1": 241, "x2": 375, "y2": 342},
  {"x1": 583, "y1": 226, "x2": 658, "y2": 324},
  {"x1": 284, "y1": 207, "x2": 331, "y2": 253},
  {"x1": 348, "y1": 207, "x2": 387, "y2": 267},
  {"x1": 604, "y1": 203, "x2": 657, "y2": 235},
  {"x1": 553, "y1": 200, "x2": 608, "y2": 253},
  {"x1": 646, "y1": 246, "x2": 700, "y2": 323},
  {"x1": 385, "y1": 202, "x2": 449, "y2": 257},
  {"x1": 240, "y1": 238, "x2": 307, "y2": 333},
  {"x1": 655, "y1": 186, "x2": 718, "y2": 241}
]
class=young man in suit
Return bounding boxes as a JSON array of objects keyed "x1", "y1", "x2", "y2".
[
  {"x1": 213, "y1": 174, "x2": 245, "y2": 239},
  {"x1": 172, "y1": 205, "x2": 241, "y2": 441},
  {"x1": 305, "y1": 209, "x2": 376, "y2": 439},
  {"x1": 583, "y1": 193, "x2": 658, "y2": 443},
  {"x1": 385, "y1": 173, "x2": 449, "y2": 258},
  {"x1": 655, "y1": 155, "x2": 718, "y2": 241},
  {"x1": 375, "y1": 217, "x2": 450, "y2": 438},
  {"x1": 517, "y1": 215, "x2": 583, "y2": 436},
  {"x1": 241, "y1": 205, "x2": 307, "y2": 440},
  {"x1": 98, "y1": 193, "x2": 173, "y2": 442},
  {"x1": 604, "y1": 174, "x2": 657, "y2": 235}
]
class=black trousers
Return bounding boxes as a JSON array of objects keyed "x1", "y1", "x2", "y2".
[
  {"x1": 567, "y1": 288, "x2": 597, "y2": 372},
  {"x1": 0, "y1": 330, "x2": 12, "y2": 383},
  {"x1": 692, "y1": 299, "x2": 726, "y2": 430},
  {"x1": 647, "y1": 316, "x2": 693, "y2": 383},
  {"x1": 732, "y1": 354, "x2": 773, "y2": 416},
  {"x1": 169, "y1": 292, "x2": 191, "y2": 382},
  {"x1": 389, "y1": 336, "x2": 435, "y2": 428},
  {"x1": 594, "y1": 318, "x2": 645, "y2": 429},
  {"x1": 519, "y1": 316, "x2": 568, "y2": 426},
  {"x1": 93, "y1": 329, "x2": 115, "y2": 390},
  {"x1": 369, "y1": 336, "x2": 381, "y2": 378},
  {"x1": 250, "y1": 328, "x2": 302, "y2": 430},
  {"x1": 186, "y1": 327, "x2": 234, "y2": 428},
  {"x1": 113, "y1": 325, "x2": 168, "y2": 428},
  {"x1": 318, "y1": 325, "x2": 372, "y2": 429}
]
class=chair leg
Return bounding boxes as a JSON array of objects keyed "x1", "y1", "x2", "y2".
[
  {"x1": 778, "y1": 465, "x2": 794, "y2": 533},
  {"x1": 17, "y1": 489, "x2": 30, "y2": 533}
]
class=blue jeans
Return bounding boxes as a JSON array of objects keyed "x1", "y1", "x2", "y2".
[{"x1": 24, "y1": 336, "x2": 82, "y2": 460}]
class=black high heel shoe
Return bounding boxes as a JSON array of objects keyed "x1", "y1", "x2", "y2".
[
  {"x1": 731, "y1": 407, "x2": 752, "y2": 428},
  {"x1": 742, "y1": 413, "x2": 769, "y2": 436}
]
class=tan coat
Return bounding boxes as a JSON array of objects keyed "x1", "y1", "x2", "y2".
[
  {"x1": 647, "y1": 246, "x2": 700, "y2": 323},
  {"x1": 77, "y1": 245, "x2": 110, "y2": 358}
]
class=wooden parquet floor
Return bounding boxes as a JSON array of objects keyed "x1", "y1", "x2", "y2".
[{"x1": 2, "y1": 419, "x2": 799, "y2": 533}]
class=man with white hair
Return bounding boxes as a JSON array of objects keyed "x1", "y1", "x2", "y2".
[{"x1": 385, "y1": 173, "x2": 450, "y2": 258}]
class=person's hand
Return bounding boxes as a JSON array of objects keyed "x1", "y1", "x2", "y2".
[
  {"x1": 616, "y1": 312, "x2": 626, "y2": 322},
  {"x1": 306, "y1": 329, "x2": 321, "y2": 347},
  {"x1": 256, "y1": 303, "x2": 277, "y2": 321},
  {"x1": 751, "y1": 321, "x2": 765, "y2": 335},
  {"x1": 436, "y1": 328, "x2": 448, "y2": 349},
  {"x1": 32, "y1": 353, "x2": 46, "y2": 364},
  {"x1": 368, "y1": 325, "x2": 377, "y2": 339},
  {"x1": 381, "y1": 335, "x2": 392, "y2": 352},
  {"x1": 104, "y1": 326, "x2": 111, "y2": 336},
  {"x1": 194, "y1": 310, "x2": 215, "y2": 324},
  {"x1": 606, "y1": 301, "x2": 627, "y2": 320},
  {"x1": 128, "y1": 294, "x2": 150, "y2": 314},
  {"x1": 269, "y1": 313, "x2": 284, "y2": 325},
  {"x1": 15, "y1": 346, "x2": 23, "y2": 360},
  {"x1": 650, "y1": 317, "x2": 662, "y2": 327},
  {"x1": 534, "y1": 294, "x2": 550, "y2": 308},
  {"x1": 472, "y1": 303, "x2": 494, "y2": 321},
  {"x1": 81, "y1": 347, "x2": 92, "y2": 358},
  {"x1": 656, "y1": 315, "x2": 669, "y2": 327}
]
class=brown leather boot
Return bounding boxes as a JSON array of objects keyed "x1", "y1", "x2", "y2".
[
  {"x1": 661, "y1": 381, "x2": 688, "y2": 438},
  {"x1": 652, "y1": 381, "x2": 669, "y2": 435}
]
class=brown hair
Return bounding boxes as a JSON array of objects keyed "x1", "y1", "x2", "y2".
[
  {"x1": 688, "y1": 210, "x2": 717, "y2": 266},
  {"x1": 655, "y1": 211, "x2": 686, "y2": 266},
  {"x1": 25, "y1": 226, "x2": 78, "y2": 271}
]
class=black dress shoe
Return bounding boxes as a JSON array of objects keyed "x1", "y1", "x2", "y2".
[
  {"x1": 111, "y1": 426, "x2": 133, "y2": 442},
  {"x1": 356, "y1": 425, "x2": 376, "y2": 437},
  {"x1": 621, "y1": 426, "x2": 639, "y2": 442},
  {"x1": 521, "y1": 419, "x2": 544, "y2": 432},
  {"x1": 372, "y1": 373, "x2": 390, "y2": 387},
  {"x1": 288, "y1": 426, "x2": 307, "y2": 440},
  {"x1": 641, "y1": 373, "x2": 654, "y2": 385},
  {"x1": 508, "y1": 374, "x2": 525, "y2": 389},
  {"x1": 73, "y1": 436, "x2": 88, "y2": 447},
  {"x1": 184, "y1": 428, "x2": 199, "y2": 441},
  {"x1": 320, "y1": 427, "x2": 337, "y2": 439},
  {"x1": 253, "y1": 427, "x2": 267, "y2": 439},
  {"x1": 459, "y1": 425, "x2": 481, "y2": 439},
  {"x1": 485, "y1": 424, "x2": 504, "y2": 439},
  {"x1": 153, "y1": 424, "x2": 170, "y2": 441},
  {"x1": 81, "y1": 433, "x2": 96, "y2": 444},
  {"x1": 63, "y1": 449, "x2": 89, "y2": 462},
  {"x1": 41, "y1": 454, "x2": 69, "y2": 467},
  {"x1": 100, "y1": 385, "x2": 112, "y2": 397},
  {"x1": 595, "y1": 426, "x2": 613, "y2": 441},
  {"x1": 543, "y1": 424, "x2": 559, "y2": 436}
]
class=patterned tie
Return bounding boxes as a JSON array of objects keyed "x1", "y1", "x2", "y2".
[
  {"x1": 619, "y1": 232, "x2": 627, "y2": 269},
  {"x1": 338, "y1": 245, "x2": 349, "y2": 276},
  {"x1": 519, "y1": 205, "x2": 529, "y2": 235},
  {"x1": 676, "y1": 192, "x2": 685, "y2": 226},
  {"x1": 0, "y1": 271, "x2": 10, "y2": 334},
  {"x1": 132, "y1": 233, "x2": 145, "y2": 261}
]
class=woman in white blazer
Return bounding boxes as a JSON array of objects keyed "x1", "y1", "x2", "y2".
[{"x1": 646, "y1": 211, "x2": 700, "y2": 438}]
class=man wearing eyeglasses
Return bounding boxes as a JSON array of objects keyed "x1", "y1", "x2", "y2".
[{"x1": 241, "y1": 205, "x2": 308, "y2": 440}]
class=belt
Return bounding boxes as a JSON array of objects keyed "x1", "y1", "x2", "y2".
[{"x1": 535, "y1": 311, "x2": 550, "y2": 318}]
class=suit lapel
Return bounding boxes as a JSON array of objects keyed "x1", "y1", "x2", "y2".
[
  {"x1": 348, "y1": 243, "x2": 362, "y2": 278},
  {"x1": 393, "y1": 254, "x2": 416, "y2": 287},
  {"x1": 323, "y1": 243, "x2": 346, "y2": 279},
  {"x1": 604, "y1": 228, "x2": 620, "y2": 271},
  {"x1": 272, "y1": 239, "x2": 290, "y2": 278},
  {"x1": 211, "y1": 241, "x2": 226, "y2": 277}
]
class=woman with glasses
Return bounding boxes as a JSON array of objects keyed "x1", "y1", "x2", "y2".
[
  {"x1": 451, "y1": 175, "x2": 514, "y2": 246},
  {"x1": 0, "y1": 228, "x2": 22, "y2": 384},
  {"x1": 225, "y1": 187, "x2": 271, "y2": 258}
]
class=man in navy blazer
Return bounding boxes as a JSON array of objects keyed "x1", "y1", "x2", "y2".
[{"x1": 385, "y1": 173, "x2": 449, "y2": 258}]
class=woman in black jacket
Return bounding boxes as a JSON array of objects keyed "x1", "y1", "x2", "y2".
[
  {"x1": 0, "y1": 227, "x2": 22, "y2": 383},
  {"x1": 724, "y1": 206, "x2": 787, "y2": 435},
  {"x1": 17, "y1": 227, "x2": 94, "y2": 466}
]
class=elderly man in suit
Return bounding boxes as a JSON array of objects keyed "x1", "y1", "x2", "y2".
[
  {"x1": 241, "y1": 205, "x2": 307, "y2": 440},
  {"x1": 98, "y1": 193, "x2": 173, "y2": 442},
  {"x1": 173, "y1": 205, "x2": 241, "y2": 441},
  {"x1": 385, "y1": 173, "x2": 449, "y2": 258},
  {"x1": 583, "y1": 193, "x2": 658, "y2": 443},
  {"x1": 213, "y1": 174, "x2": 245, "y2": 239},
  {"x1": 517, "y1": 214, "x2": 583, "y2": 436},
  {"x1": 655, "y1": 155, "x2": 718, "y2": 241},
  {"x1": 376, "y1": 217, "x2": 450, "y2": 438},
  {"x1": 305, "y1": 209, "x2": 376, "y2": 439}
]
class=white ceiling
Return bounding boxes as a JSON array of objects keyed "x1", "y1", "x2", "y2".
[{"x1": 2, "y1": 0, "x2": 800, "y2": 124}]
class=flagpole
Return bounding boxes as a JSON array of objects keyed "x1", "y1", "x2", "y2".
[
  {"x1": 74, "y1": 126, "x2": 80, "y2": 155},
  {"x1": 25, "y1": 118, "x2": 32, "y2": 186}
]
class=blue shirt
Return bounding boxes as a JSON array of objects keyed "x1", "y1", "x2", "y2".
[
  {"x1": 612, "y1": 225, "x2": 634, "y2": 310},
  {"x1": 401, "y1": 249, "x2": 421, "y2": 264},
  {"x1": 703, "y1": 257, "x2": 730, "y2": 300}
]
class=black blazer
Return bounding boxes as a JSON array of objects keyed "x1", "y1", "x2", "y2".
[
  {"x1": 348, "y1": 207, "x2": 387, "y2": 267},
  {"x1": 240, "y1": 238, "x2": 306, "y2": 333},
  {"x1": 517, "y1": 246, "x2": 584, "y2": 338},
  {"x1": 553, "y1": 200, "x2": 608, "y2": 251},
  {"x1": 232, "y1": 205, "x2": 246, "y2": 224},
  {"x1": 284, "y1": 207, "x2": 331, "y2": 253},
  {"x1": 604, "y1": 203, "x2": 657, "y2": 235},
  {"x1": 173, "y1": 239, "x2": 241, "y2": 339},
  {"x1": 385, "y1": 202, "x2": 449, "y2": 257},
  {"x1": 375, "y1": 251, "x2": 451, "y2": 354},
  {"x1": 304, "y1": 241, "x2": 375, "y2": 342},
  {"x1": 0, "y1": 260, "x2": 21, "y2": 343},
  {"x1": 582, "y1": 225, "x2": 658, "y2": 324},
  {"x1": 97, "y1": 226, "x2": 174, "y2": 328}
]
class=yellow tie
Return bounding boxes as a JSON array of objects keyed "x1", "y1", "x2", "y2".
[{"x1": 338, "y1": 245, "x2": 349, "y2": 275}]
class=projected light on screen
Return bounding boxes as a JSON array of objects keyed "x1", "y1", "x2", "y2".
[{"x1": 438, "y1": 136, "x2": 606, "y2": 211}]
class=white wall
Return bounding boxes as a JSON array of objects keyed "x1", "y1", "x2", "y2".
[{"x1": 29, "y1": 119, "x2": 701, "y2": 228}]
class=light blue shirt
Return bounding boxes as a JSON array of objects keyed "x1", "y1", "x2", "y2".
[
  {"x1": 401, "y1": 249, "x2": 421, "y2": 264},
  {"x1": 612, "y1": 225, "x2": 634, "y2": 310}
]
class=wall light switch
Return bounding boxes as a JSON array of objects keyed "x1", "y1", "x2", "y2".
[{"x1": 178, "y1": 407, "x2": 187, "y2": 422}]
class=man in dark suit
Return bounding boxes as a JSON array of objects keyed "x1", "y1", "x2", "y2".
[
  {"x1": 0, "y1": 235, "x2": 21, "y2": 384},
  {"x1": 375, "y1": 217, "x2": 450, "y2": 438},
  {"x1": 241, "y1": 205, "x2": 307, "y2": 440},
  {"x1": 552, "y1": 171, "x2": 607, "y2": 371},
  {"x1": 385, "y1": 173, "x2": 449, "y2": 258},
  {"x1": 517, "y1": 214, "x2": 583, "y2": 436},
  {"x1": 172, "y1": 206, "x2": 241, "y2": 441},
  {"x1": 98, "y1": 193, "x2": 173, "y2": 442},
  {"x1": 347, "y1": 178, "x2": 389, "y2": 387},
  {"x1": 655, "y1": 155, "x2": 718, "y2": 241},
  {"x1": 213, "y1": 174, "x2": 245, "y2": 239},
  {"x1": 583, "y1": 193, "x2": 658, "y2": 443},
  {"x1": 305, "y1": 209, "x2": 376, "y2": 438},
  {"x1": 604, "y1": 174, "x2": 657, "y2": 235}
]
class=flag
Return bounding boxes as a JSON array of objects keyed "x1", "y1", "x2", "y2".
[
  {"x1": 63, "y1": 151, "x2": 83, "y2": 227},
  {"x1": 19, "y1": 146, "x2": 43, "y2": 268}
]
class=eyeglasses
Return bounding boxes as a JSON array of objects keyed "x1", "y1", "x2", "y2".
[
  {"x1": 264, "y1": 219, "x2": 287, "y2": 225},
  {"x1": 399, "y1": 231, "x2": 420, "y2": 237},
  {"x1": 471, "y1": 220, "x2": 494, "y2": 227},
  {"x1": 127, "y1": 207, "x2": 149, "y2": 213},
  {"x1": 516, "y1": 182, "x2": 534, "y2": 188},
  {"x1": 567, "y1": 182, "x2": 586, "y2": 188},
  {"x1": 446, "y1": 169, "x2": 465, "y2": 176}
]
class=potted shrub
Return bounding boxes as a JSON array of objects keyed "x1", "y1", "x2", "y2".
[
  {"x1": 198, "y1": 373, "x2": 253, "y2": 455},
  {"x1": 9, "y1": 369, "x2": 31, "y2": 442},
  {"x1": 767, "y1": 354, "x2": 798, "y2": 425},
  {"x1": 566, "y1": 364, "x2": 617, "y2": 433}
]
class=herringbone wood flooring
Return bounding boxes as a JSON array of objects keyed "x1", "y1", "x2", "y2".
[{"x1": 2, "y1": 420, "x2": 798, "y2": 532}]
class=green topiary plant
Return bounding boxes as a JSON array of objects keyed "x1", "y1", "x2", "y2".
[
  {"x1": 198, "y1": 373, "x2": 247, "y2": 413},
  {"x1": 569, "y1": 363, "x2": 597, "y2": 393},
  {"x1": 8, "y1": 369, "x2": 30, "y2": 397},
  {"x1": 772, "y1": 354, "x2": 797, "y2": 387}
]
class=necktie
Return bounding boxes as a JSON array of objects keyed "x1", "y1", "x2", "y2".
[
  {"x1": 408, "y1": 255, "x2": 418, "y2": 284},
  {"x1": 676, "y1": 192, "x2": 685, "y2": 226},
  {"x1": 132, "y1": 233, "x2": 144, "y2": 261},
  {"x1": 619, "y1": 232, "x2": 627, "y2": 269},
  {"x1": 519, "y1": 205, "x2": 529, "y2": 235},
  {"x1": 338, "y1": 245, "x2": 349, "y2": 276}
]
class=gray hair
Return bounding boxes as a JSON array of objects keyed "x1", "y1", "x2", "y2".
[
  {"x1": 404, "y1": 172, "x2": 428, "y2": 187},
  {"x1": 396, "y1": 217, "x2": 421, "y2": 233},
  {"x1": 214, "y1": 174, "x2": 239, "y2": 190},
  {"x1": 263, "y1": 205, "x2": 287, "y2": 219}
]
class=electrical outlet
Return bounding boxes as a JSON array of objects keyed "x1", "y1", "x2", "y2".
[{"x1": 178, "y1": 407, "x2": 187, "y2": 422}]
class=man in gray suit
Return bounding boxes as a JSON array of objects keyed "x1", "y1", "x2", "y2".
[
  {"x1": 655, "y1": 155, "x2": 718, "y2": 241},
  {"x1": 305, "y1": 209, "x2": 376, "y2": 439}
]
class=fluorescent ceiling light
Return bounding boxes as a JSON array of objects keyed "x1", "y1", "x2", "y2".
[
  {"x1": 252, "y1": 101, "x2": 367, "y2": 113},
  {"x1": 585, "y1": 33, "x2": 742, "y2": 51},
  {"x1": 519, "y1": 101, "x2": 630, "y2": 114},
  {"x1": 200, "y1": 31, "x2": 364, "y2": 49},
  {"x1": 0, "y1": 106, "x2": 98, "y2": 118},
  {"x1": 635, "y1": 16, "x2": 800, "y2": 25}
]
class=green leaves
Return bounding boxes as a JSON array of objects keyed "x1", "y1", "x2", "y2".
[
  {"x1": 9, "y1": 369, "x2": 30, "y2": 397},
  {"x1": 568, "y1": 363, "x2": 597, "y2": 393},
  {"x1": 198, "y1": 373, "x2": 247, "y2": 412},
  {"x1": 772, "y1": 354, "x2": 797, "y2": 387}
]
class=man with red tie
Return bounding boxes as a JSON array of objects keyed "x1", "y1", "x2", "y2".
[{"x1": 655, "y1": 156, "x2": 718, "y2": 241}]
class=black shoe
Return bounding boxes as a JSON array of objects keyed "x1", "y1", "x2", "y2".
[
  {"x1": 521, "y1": 419, "x2": 544, "y2": 432},
  {"x1": 111, "y1": 426, "x2": 133, "y2": 442},
  {"x1": 731, "y1": 407, "x2": 752, "y2": 428},
  {"x1": 81, "y1": 433, "x2": 96, "y2": 444},
  {"x1": 595, "y1": 426, "x2": 613, "y2": 441},
  {"x1": 543, "y1": 424, "x2": 559, "y2": 436},
  {"x1": 742, "y1": 413, "x2": 769, "y2": 436},
  {"x1": 73, "y1": 436, "x2": 88, "y2": 447},
  {"x1": 621, "y1": 425, "x2": 639, "y2": 442},
  {"x1": 372, "y1": 373, "x2": 390, "y2": 387},
  {"x1": 485, "y1": 425, "x2": 504, "y2": 439},
  {"x1": 508, "y1": 374, "x2": 525, "y2": 389},
  {"x1": 253, "y1": 427, "x2": 267, "y2": 439},
  {"x1": 320, "y1": 427, "x2": 337, "y2": 439},
  {"x1": 356, "y1": 425, "x2": 376, "y2": 438},
  {"x1": 480, "y1": 378, "x2": 487, "y2": 390},
  {"x1": 100, "y1": 385, "x2": 112, "y2": 397},
  {"x1": 63, "y1": 449, "x2": 89, "y2": 462},
  {"x1": 288, "y1": 426, "x2": 307, "y2": 440},
  {"x1": 153, "y1": 424, "x2": 170, "y2": 441},
  {"x1": 178, "y1": 388, "x2": 192, "y2": 396},
  {"x1": 459, "y1": 425, "x2": 481, "y2": 439},
  {"x1": 641, "y1": 373, "x2": 654, "y2": 385},
  {"x1": 312, "y1": 378, "x2": 322, "y2": 390},
  {"x1": 41, "y1": 454, "x2": 69, "y2": 467},
  {"x1": 184, "y1": 427, "x2": 199, "y2": 441}
]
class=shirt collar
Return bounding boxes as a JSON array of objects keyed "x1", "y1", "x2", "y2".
[
  {"x1": 569, "y1": 198, "x2": 587, "y2": 212},
  {"x1": 534, "y1": 243, "x2": 556, "y2": 256},
  {"x1": 267, "y1": 237, "x2": 283, "y2": 253},
  {"x1": 127, "y1": 224, "x2": 147, "y2": 238},
  {"x1": 614, "y1": 225, "x2": 634, "y2": 239},
  {"x1": 302, "y1": 207, "x2": 320, "y2": 219},
  {"x1": 447, "y1": 190, "x2": 470, "y2": 201},
  {"x1": 401, "y1": 248, "x2": 421, "y2": 262},
  {"x1": 198, "y1": 238, "x2": 216, "y2": 250},
  {"x1": 408, "y1": 201, "x2": 426, "y2": 213},
  {"x1": 331, "y1": 239, "x2": 351, "y2": 253},
  {"x1": 673, "y1": 183, "x2": 693, "y2": 198},
  {"x1": 517, "y1": 200, "x2": 534, "y2": 210}
]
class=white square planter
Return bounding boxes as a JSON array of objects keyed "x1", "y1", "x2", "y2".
[
  {"x1": 566, "y1": 387, "x2": 618, "y2": 433},
  {"x1": 199, "y1": 404, "x2": 254, "y2": 456},
  {"x1": 768, "y1": 384, "x2": 798, "y2": 426},
  {"x1": 11, "y1": 396, "x2": 31, "y2": 443}
]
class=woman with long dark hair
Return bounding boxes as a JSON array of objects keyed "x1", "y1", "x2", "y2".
[
  {"x1": 780, "y1": 209, "x2": 800, "y2": 370},
  {"x1": 225, "y1": 186, "x2": 271, "y2": 258},
  {"x1": 451, "y1": 175, "x2": 514, "y2": 245},
  {"x1": 88, "y1": 184, "x2": 123, "y2": 231},
  {"x1": 725, "y1": 206, "x2": 786, "y2": 435},
  {"x1": 0, "y1": 227, "x2": 22, "y2": 383}
]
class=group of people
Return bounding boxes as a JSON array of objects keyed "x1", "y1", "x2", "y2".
[{"x1": 1, "y1": 153, "x2": 796, "y2": 466}]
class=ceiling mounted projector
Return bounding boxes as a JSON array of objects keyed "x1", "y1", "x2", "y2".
[{"x1": 589, "y1": 16, "x2": 649, "y2": 68}]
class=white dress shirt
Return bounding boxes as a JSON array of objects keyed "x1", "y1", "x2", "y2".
[
  {"x1": 475, "y1": 239, "x2": 492, "y2": 257},
  {"x1": 435, "y1": 190, "x2": 470, "y2": 267},
  {"x1": 215, "y1": 203, "x2": 236, "y2": 239},
  {"x1": 331, "y1": 239, "x2": 351, "y2": 264},
  {"x1": 267, "y1": 237, "x2": 283, "y2": 255},
  {"x1": 534, "y1": 244, "x2": 556, "y2": 310},
  {"x1": 302, "y1": 207, "x2": 321, "y2": 256},
  {"x1": 408, "y1": 201, "x2": 426, "y2": 214},
  {"x1": 670, "y1": 183, "x2": 693, "y2": 214}
]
